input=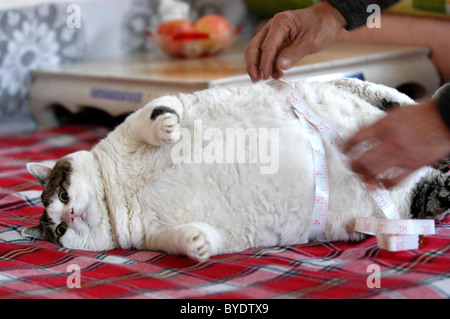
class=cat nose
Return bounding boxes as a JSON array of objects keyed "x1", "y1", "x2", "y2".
[{"x1": 66, "y1": 209, "x2": 76, "y2": 222}]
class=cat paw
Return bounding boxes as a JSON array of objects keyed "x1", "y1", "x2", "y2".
[
  {"x1": 176, "y1": 225, "x2": 212, "y2": 262},
  {"x1": 149, "y1": 113, "x2": 181, "y2": 146}
]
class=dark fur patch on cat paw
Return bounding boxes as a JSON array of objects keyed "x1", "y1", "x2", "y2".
[{"x1": 150, "y1": 106, "x2": 179, "y2": 122}]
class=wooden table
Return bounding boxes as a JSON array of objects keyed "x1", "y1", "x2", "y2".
[{"x1": 29, "y1": 42, "x2": 440, "y2": 130}]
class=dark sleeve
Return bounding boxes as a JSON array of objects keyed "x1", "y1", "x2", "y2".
[
  {"x1": 324, "y1": 0, "x2": 401, "y2": 30},
  {"x1": 437, "y1": 84, "x2": 450, "y2": 130}
]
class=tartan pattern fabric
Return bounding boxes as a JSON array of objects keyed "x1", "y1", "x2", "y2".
[{"x1": 0, "y1": 125, "x2": 449, "y2": 299}]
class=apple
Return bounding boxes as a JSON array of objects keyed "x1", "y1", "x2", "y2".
[
  {"x1": 194, "y1": 14, "x2": 231, "y2": 38},
  {"x1": 157, "y1": 19, "x2": 195, "y2": 37},
  {"x1": 156, "y1": 19, "x2": 195, "y2": 57}
]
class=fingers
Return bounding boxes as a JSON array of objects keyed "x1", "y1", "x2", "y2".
[
  {"x1": 245, "y1": 21, "x2": 271, "y2": 82},
  {"x1": 350, "y1": 148, "x2": 410, "y2": 189},
  {"x1": 245, "y1": 12, "x2": 298, "y2": 82},
  {"x1": 379, "y1": 170, "x2": 412, "y2": 189},
  {"x1": 344, "y1": 118, "x2": 400, "y2": 188},
  {"x1": 271, "y1": 67, "x2": 286, "y2": 80},
  {"x1": 350, "y1": 141, "x2": 403, "y2": 186},
  {"x1": 245, "y1": 45, "x2": 262, "y2": 83},
  {"x1": 345, "y1": 117, "x2": 416, "y2": 189},
  {"x1": 344, "y1": 120, "x2": 385, "y2": 154},
  {"x1": 259, "y1": 15, "x2": 292, "y2": 80}
]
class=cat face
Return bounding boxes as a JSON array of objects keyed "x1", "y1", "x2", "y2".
[{"x1": 22, "y1": 151, "x2": 115, "y2": 251}]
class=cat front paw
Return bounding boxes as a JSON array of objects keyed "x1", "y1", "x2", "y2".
[
  {"x1": 175, "y1": 225, "x2": 212, "y2": 262},
  {"x1": 157, "y1": 113, "x2": 181, "y2": 145},
  {"x1": 147, "y1": 112, "x2": 181, "y2": 146}
]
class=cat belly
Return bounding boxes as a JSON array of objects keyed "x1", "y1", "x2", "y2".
[{"x1": 132, "y1": 118, "x2": 371, "y2": 253}]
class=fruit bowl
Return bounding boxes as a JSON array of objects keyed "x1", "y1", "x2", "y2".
[
  {"x1": 145, "y1": 15, "x2": 241, "y2": 59},
  {"x1": 146, "y1": 28, "x2": 241, "y2": 59}
]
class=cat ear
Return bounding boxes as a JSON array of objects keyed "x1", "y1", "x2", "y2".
[
  {"x1": 27, "y1": 163, "x2": 51, "y2": 185},
  {"x1": 21, "y1": 225, "x2": 43, "y2": 239}
]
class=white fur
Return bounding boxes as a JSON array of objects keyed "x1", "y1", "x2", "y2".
[{"x1": 27, "y1": 79, "x2": 434, "y2": 261}]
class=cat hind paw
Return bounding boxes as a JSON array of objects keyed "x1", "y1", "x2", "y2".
[{"x1": 177, "y1": 225, "x2": 212, "y2": 262}]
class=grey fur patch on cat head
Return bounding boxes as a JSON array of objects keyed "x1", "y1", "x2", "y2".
[
  {"x1": 22, "y1": 209, "x2": 58, "y2": 244},
  {"x1": 23, "y1": 158, "x2": 73, "y2": 243},
  {"x1": 27, "y1": 158, "x2": 72, "y2": 207}
]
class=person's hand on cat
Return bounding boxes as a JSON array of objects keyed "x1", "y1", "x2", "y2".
[
  {"x1": 245, "y1": 1, "x2": 346, "y2": 82},
  {"x1": 345, "y1": 99, "x2": 450, "y2": 188}
]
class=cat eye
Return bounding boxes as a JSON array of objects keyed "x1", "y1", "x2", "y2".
[
  {"x1": 58, "y1": 188, "x2": 69, "y2": 204},
  {"x1": 55, "y1": 222, "x2": 67, "y2": 237}
]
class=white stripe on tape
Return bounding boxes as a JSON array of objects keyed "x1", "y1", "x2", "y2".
[{"x1": 267, "y1": 80, "x2": 401, "y2": 241}]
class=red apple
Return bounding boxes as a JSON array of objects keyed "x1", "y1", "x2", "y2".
[
  {"x1": 156, "y1": 19, "x2": 195, "y2": 56},
  {"x1": 157, "y1": 19, "x2": 195, "y2": 37},
  {"x1": 194, "y1": 14, "x2": 231, "y2": 38}
]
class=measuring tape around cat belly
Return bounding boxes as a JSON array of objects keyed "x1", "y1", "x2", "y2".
[{"x1": 267, "y1": 79, "x2": 435, "y2": 250}]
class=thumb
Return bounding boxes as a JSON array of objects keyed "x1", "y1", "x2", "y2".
[{"x1": 275, "y1": 38, "x2": 310, "y2": 70}]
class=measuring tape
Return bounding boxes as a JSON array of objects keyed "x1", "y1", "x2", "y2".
[
  {"x1": 355, "y1": 217, "x2": 435, "y2": 251},
  {"x1": 267, "y1": 79, "x2": 337, "y2": 239},
  {"x1": 267, "y1": 79, "x2": 434, "y2": 250}
]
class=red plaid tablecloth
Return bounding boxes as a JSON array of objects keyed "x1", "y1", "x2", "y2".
[{"x1": 0, "y1": 125, "x2": 449, "y2": 299}]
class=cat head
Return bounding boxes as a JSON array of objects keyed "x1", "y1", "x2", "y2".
[{"x1": 22, "y1": 151, "x2": 115, "y2": 251}]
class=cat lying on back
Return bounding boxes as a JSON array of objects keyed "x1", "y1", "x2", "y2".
[{"x1": 22, "y1": 79, "x2": 449, "y2": 261}]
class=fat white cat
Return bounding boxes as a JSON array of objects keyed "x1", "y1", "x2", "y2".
[{"x1": 22, "y1": 79, "x2": 449, "y2": 261}]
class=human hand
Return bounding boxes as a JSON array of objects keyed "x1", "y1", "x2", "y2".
[
  {"x1": 344, "y1": 99, "x2": 450, "y2": 188},
  {"x1": 245, "y1": 2, "x2": 346, "y2": 82}
]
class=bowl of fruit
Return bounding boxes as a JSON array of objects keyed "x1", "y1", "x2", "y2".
[{"x1": 146, "y1": 14, "x2": 241, "y2": 59}]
